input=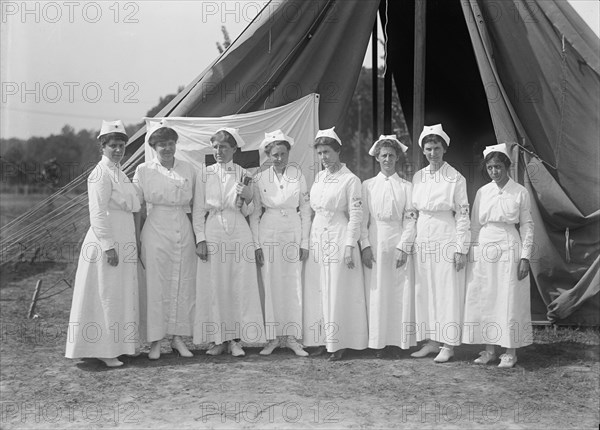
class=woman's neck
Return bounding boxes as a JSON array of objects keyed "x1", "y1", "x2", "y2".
[
  {"x1": 159, "y1": 157, "x2": 174, "y2": 169},
  {"x1": 429, "y1": 161, "x2": 444, "y2": 172},
  {"x1": 327, "y1": 162, "x2": 342, "y2": 174},
  {"x1": 494, "y1": 176, "x2": 510, "y2": 189}
]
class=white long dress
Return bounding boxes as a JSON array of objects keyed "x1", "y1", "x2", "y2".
[
  {"x1": 309, "y1": 164, "x2": 368, "y2": 353},
  {"x1": 192, "y1": 161, "x2": 265, "y2": 345},
  {"x1": 412, "y1": 162, "x2": 471, "y2": 346},
  {"x1": 361, "y1": 172, "x2": 418, "y2": 349},
  {"x1": 66, "y1": 156, "x2": 141, "y2": 358},
  {"x1": 249, "y1": 165, "x2": 311, "y2": 340},
  {"x1": 462, "y1": 179, "x2": 534, "y2": 348},
  {"x1": 133, "y1": 158, "x2": 197, "y2": 342}
]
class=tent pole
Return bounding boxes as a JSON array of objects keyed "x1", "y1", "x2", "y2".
[
  {"x1": 412, "y1": 0, "x2": 426, "y2": 171},
  {"x1": 372, "y1": 17, "x2": 378, "y2": 142},
  {"x1": 382, "y1": 2, "x2": 392, "y2": 135}
]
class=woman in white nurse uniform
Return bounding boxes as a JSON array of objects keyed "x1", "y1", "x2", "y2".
[
  {"x1": 66, "y1": 120, "x2": 141, "y2": 367},
  {"x1": 309, "y1": 127, "x2": 368, "y2": 361},
  {"x1": 360, "y1": 136, "x2": 417, "y2": 357},
  {"x1": 410, "y1": 124, "x2": 471, "y2": 363},
  {"x1": 462, "y1": 143, "x2": 534, "y2": 368},
  {"x1": 134, "y1": 127, "x2": 197, "y2": 360},
  {"x1": 250, "y1": 130, "x2": 311, "y2": 357},
  {"x1": 193, "y1": 127, "x2": 265, "y2": 357}
]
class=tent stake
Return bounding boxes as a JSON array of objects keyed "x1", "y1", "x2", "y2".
[{"x1": 28, "y1": 279, "x2": 42, "y2": 319}]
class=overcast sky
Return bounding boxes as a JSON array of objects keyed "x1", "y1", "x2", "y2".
[{"x1": 1, "y1": 0, "x2": 598, "y2": 139}]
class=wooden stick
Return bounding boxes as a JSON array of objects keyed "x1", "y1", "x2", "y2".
[
  {"x1": 28, "y1": 279, "x2": 42, "y2": 319},
  {"x1": 412, "y1": 0, "x2": 427, "y2": 171}
]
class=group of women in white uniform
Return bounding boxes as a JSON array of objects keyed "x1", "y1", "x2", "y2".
[{"x1": 66, "y1": 119, "x2": 534, "y2": 369}]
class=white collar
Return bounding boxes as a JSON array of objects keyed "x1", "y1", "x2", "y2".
[
  {"x1": 152, "y1": 156, "x2": 178, "y2": 169},
  {"x1": 100, "y1": 155, "x2": 120, "y2": 169},
  {"x1": 218, "y1": 160, "x2": 236, "y2": 172},
  {"x1": 377, "y1": 171, "x2": 399, "y2": 181}
]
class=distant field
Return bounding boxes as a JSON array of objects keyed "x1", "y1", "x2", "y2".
[{"x1": 0, "y1": 193, "x2": 52, "y2": 227}]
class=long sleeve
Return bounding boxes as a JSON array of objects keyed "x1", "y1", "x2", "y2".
[
  {"x1": 132, "y1": 165, "x2": 145, "y2": 205},
  {"x1": 192, "y1": 168, "x2": 208, "y2": 243},
  {"x1": 299, "y1": 175, "x2": 311, "y2": 249},
  {"x1": 519, "y1": 189, "x2": 535, "y2": 260},
  {"x1": 249, "y1": 180, "x2": 263, "y2": 249},
  {"x1": 359, "y1": 181, "x2": 371, "y2": 249},
  {"x1": 345, "y1": 176, "x2": 363, "y2": 248},
  {"x1": 453, "y1": 175, "x2": 471, "y2": 254},
  {"x1": 470, "y1": 189, "x2": 483, "y2": 246},
  {"x1": 88, "y1": 165, "x2": 115, "y2": 251},
  {"x1": 397, "y1": 183, "x2": 417, "y2": 253}
]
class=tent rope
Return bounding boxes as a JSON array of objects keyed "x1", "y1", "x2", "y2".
[{"x1": 515, "y1": 139, "x2": 557, "y2": 171}]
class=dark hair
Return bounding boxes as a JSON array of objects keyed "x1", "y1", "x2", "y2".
[
  {"x1": 99, "y1": 132, "x2": 128, "y2": 147},
  {"x1": 373, "y1": 139, "x2": 407, "y2": 164},
  {"x1": 211, "y1": 130, "x2": 238, "y2": 148},
  {"x1": 148, "y1": 127, "x2": 178, "y2": 148},
  {"x1": 481, "y1": 151, "x2": 512, "y2": 179},
  {"x1": 264, "y1": 140, "x2": 291, "y2": 155},
  {"x1": 314, "y1": 136, "x2": 341, "y2": 153},
  {"x1": 484, "y1": 151, "x2": 511, "y2": 168},
  {"x1": 421, "y1": 134, "x2": 448, "y2": 150}
]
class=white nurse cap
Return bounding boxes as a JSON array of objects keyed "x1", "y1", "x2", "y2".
[
  {"x1": 216, "y1": 127, "x2": 246, "y2": 148},
  {"x1": 260, "y1": 130, "x2": 295, "y2": 151},
  {"x1": 418, "y1": 124, "x2": 450, "y2": 148},
  {"x1": 483, "y1": 143, "x2": 510, "y2": 158},
  {"x1": 314, "y1": 126, "x2": 341, "y2": 145},
  {"x1": 368, "y1": 135, "x2": 408, "y2": 156},
  {"x1": 98, "y1": 120, "x2": 127, "y2": 139}
]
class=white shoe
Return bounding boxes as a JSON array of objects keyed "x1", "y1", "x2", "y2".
[
  {"x1": 474, "y1": 350, "x2": 497, "y2": 364},
  {"x1": 98, "y1": 357, "x2": 123, "y2": 367},
  {"x1": 148, "y1": 341, "x2": 161, "y2": 360},
  {"x1": 433, "y1": 346, "x2": 454, "y2": 363},
  {"x1": 285, "y1": 336, "x2": 309, "y2": 357},
  {"x1": 206, "y1": 342, "x2": 227, "y2": 356},
  {"x1": 410, "y1": 342, "x2": 439, "y2": 358},
  {"x1": 229, "y1": 341, "x2": 245, "y2": 357},
  {"x1": 498, "y1": 353, "x2": 517, "y2": 368},
  {"x1": 260, "y1": 338, "x2": 280, "y2": 356},
  {"x1": 171, "y1": 337, "x2": 193, "y2": 358}
]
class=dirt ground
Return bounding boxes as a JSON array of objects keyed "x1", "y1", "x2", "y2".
[{"x1": 1, "y1": 263, "x2": 598, "y2": 429}]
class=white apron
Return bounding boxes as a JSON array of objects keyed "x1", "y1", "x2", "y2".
[{"x1": 413, "y1": 211, "x2": 466, "y2": 345}]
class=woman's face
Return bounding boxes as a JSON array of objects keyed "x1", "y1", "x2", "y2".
[
  {"x1": 154, "y1": 139, "x2": 177, "y2": 163},
  {"x1": 422, "y1": 140, "x2": 446, "y2": 165},
  {"x1": 376, "y1": 146, "x2": 398, "y2": 175},
  {"x1": 316, "y1": 144, "x2": 340, "y2": 170},
  {"x1": 102, "y1": 139, "x2": 125, "y2": 164},
  {"x1": 212, "y1": 138, "x2": 236, "y2": 164},
  {"x1": 486, "y1": 156, "x2": 509, "y2": 184},
  {"x1": 269, "y1": 143, "x2": 290, "y2": 170}
]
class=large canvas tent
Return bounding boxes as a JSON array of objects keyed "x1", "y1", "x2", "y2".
[{"x1": 3, "y1": 0, "x2": 598, "y2": 324}]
